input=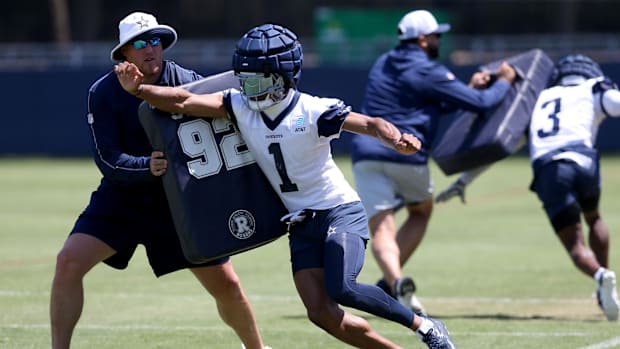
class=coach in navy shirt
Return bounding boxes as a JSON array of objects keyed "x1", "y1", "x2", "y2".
[
  {"x1": 49, "y1": 12, "x2": 268, "y2": 349},
  {"x1": 351, "y1": 9, "x2": 516, "y2": 314}
]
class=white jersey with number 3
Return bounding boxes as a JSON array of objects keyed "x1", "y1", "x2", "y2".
[
  {"x1": 529, "y1": 77, "x2": 612, "y2": 161},
  {"x1": 224, "y1": 89, "x2": 360, "y2": 212}
]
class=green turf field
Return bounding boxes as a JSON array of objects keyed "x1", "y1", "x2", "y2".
[{"x1": 1, "y1": 155, "x2": 619, "y2": 348}]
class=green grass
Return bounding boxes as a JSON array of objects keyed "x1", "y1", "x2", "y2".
[{"x1": 1, "y1": 155, "x2": 620, "y2": 348}]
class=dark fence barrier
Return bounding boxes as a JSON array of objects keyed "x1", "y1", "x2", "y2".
[{"x1": 2, "y1": 64, "x2": 619, "y2": 157}]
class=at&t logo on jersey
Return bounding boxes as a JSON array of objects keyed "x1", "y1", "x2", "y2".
[
  {"x1": 228, "y1": 209, "x2": 256, "y2": 239},
  {"x1": 292, "y1": 115, "x2": 307, "y2": 133}
]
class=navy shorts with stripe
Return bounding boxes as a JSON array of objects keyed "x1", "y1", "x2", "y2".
[{"x1": 287, "y1": 201, "x2": 369, "y2": 274}]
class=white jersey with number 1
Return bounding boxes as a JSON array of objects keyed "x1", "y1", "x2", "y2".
[{"x1": 223, "y1": 89, "x2": 360, "y2": 212}]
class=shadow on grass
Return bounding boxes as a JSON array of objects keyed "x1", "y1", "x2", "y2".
[
  {"x1": 323, "y1": 312, "x2": 605, "y2": 323},
  {"x1": 430, "y1": 313, "x2": 603, "y2": 322}
]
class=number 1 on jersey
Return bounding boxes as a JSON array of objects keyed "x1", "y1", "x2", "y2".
[{"x1": 268, "y1": 142, "x2": 298, "y2": 193}]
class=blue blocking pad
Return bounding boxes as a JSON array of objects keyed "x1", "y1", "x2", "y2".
[
  {"x1": 432, "y1": 49, "x2": 554, "y2": 175},
  {"x1": 139, "y1": 71, "x2": 288, "y2": 263}
]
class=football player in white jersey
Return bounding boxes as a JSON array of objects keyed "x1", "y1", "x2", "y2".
[
  {"x1": 529, "y1": 54, "x2": 619, "y2": 321},
  {"x1": 436, "y1": 53, "x2": 620, "y2": 321},
  {"x1": 116, "y1": 23, "x2": 457, "y2": 349}
]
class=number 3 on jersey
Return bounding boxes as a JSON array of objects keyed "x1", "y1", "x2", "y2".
[
  {"x1": 177, "y1": 118, "x2": 255, "y2": 179},
  {"x1": 537, "y1": 97, "x2": 562, "y2": 138}
]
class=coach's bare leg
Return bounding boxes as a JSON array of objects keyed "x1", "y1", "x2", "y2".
[
  {"x1": 294, "y1": 268, "x2": 401, "y2": 349},
  {"x1": 191, "y1": 262, "x2": 264, "y2": 349},
  {"x1": 51, "y1": 233, "x2": 115, "y2": 349},
  {"x1": 397, "y1": 200, "x2": 432, "y2": 267},
  {"x1": 370, "y1": 199, "x2": 432, "y2": 287},
  {"x1": 369, "y1": 209, "x2": 401, "y2": 285}
]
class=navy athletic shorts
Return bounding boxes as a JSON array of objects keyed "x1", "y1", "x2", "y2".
[
  {"x1": 287, "y1": 201, "x2": 369, "y2": 273},
  {"x1": 531, "y1": 159, "x2": 601, "y2": 222},
  {"x1": 71, "y1": 186, "x2": 228, "y2": 277}
]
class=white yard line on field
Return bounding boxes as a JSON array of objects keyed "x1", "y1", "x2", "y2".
[{"x1": 577, "y1": 337, "x2": 620, "y2": 349}]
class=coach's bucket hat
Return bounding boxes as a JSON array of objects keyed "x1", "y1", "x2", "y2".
[
  {"x1": 397, "y1": 10, "x2": 451, "y2": 40},
  {"x1": 110, "y1": 11, "x2": 178, "y2": 62}
]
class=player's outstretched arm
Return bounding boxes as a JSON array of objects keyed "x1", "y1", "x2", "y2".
[
  {"x1": 114, "y1": 61, "x2": 228, "y2": 118},
  {"x1": 343, "y1": 111, "x2": 421, "y2": 155}
]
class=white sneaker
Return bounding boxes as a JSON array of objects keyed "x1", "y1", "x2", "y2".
[
  {"x1": 394, "y1": 277, "x2": 426, "y2": 315},
  {"x1": 597, "y1": 270, "x2": 619, "y2": 321}
]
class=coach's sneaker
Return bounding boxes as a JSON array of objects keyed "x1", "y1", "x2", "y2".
[
  {"x1": 597, "y1": 269, "x2": 619, "y2": 321},
  {"x1": 416, "y1": 316, "x2": 457, "y2": 349},
  {"x1": 394, "y1": 277, "x2": 426, "y2": 315}
]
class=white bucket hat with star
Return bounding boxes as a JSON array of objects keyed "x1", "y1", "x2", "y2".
[{"x1": 110, "y1": 11, "x2": 178, "y2": 62}]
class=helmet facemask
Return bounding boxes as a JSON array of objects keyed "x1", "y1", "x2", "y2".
[{"x1": 236, "y1": 72, "x2": 287, "y2": 111}]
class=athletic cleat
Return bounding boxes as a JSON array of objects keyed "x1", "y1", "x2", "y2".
[
  {"x1": 395, "y1": 277, "x2": 426, "y2": 315},
  {"x1": 597, "y1": 270, "x2": 619, "y2": 321},
  {"x1": 417, "y1": 317, "x2": 457, "y2": 349}
]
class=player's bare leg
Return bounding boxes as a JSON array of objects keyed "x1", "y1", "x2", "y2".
[
  {"x1": 584, "y1": 210, "x2": 609, "y2": 267},
  {"x1": 51, "y1": 233, "x2": 115, "y2": 349},
  {"x1": 294, "y1": 268, "x2": 401, "y2": 349},
  {"x1": 556, "y1": 211, "x2": 618, "y2": 321},
  {"x1": 557, "y1": 223, "x2": 601, "y2": 276},
  {"x1": 191, "y1": 262, "x2": 265, "y2": 349}
]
